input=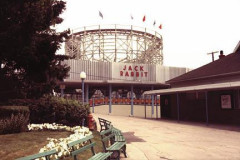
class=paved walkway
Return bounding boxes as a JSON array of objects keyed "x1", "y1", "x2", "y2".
[{"x1": 93, "y1": 113, "x2": 240, "y2": 160}]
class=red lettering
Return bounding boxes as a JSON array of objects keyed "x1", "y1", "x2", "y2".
[
  {"x1": 136, "y1": 72, "x2": 139, "y2": 77},
  {"x1": 140, "y1": 66, "x2": 144, "y2": 71},
  {"x1": 144, "y1": 72, "x2": 148, "y2": 77},
  {"x1": 128, "y1": 66, "x2": 132, "y2": 71},
  {"x1": 134, "y1": 66, "x2": 138, "y2": 71},
  {"x1": 123, "y1": 65, "x2": 126, "y2": 70},
  {"x1": 125, "y1": 72, "x2": 129, "y2": 76},
  {"x1": 131, "y1": 72, "x2": 134, "y2": 77},
  {"x1": 120, "y1": 71, "x2": 123, "y2": 76}
]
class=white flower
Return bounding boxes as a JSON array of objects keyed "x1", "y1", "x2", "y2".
[
  {"x1": 27, "y1": 123, "x2": 92, "y2": 159},
  {"x1": 58, "y1": 151, "x2": 63, "y2": 157},
  {"x1": 63, "y1": 151, "x2": 70, "y2": 156},
  {"x1": 39, "y1": 148, "x2": 46, "y2": 153}
]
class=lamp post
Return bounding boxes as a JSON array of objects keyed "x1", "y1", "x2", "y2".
[{"x1": 80, "y1": 71, "x2": 86, "y2": 105}]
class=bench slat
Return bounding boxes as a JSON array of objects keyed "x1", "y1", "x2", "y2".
[
  {"x1": 89, "y1": 152, "x2": 112, "y2": 160},
  {"x1": 89, "y1": 152, "x2": 102, "y2": 160},
  {"x1": 115, "y1": 135, "x2": 125, "y2": 142},
  {"x1": 100, "y1": 152, "x2": 112, "y2": 160},
  {"x1": 107, "y1": 142, "x2": 126, "y2": 151},
  {"x1": 16, "y1": 149, "x2": 58, "y2": 160},
  {"x1": 100, "y1": 128, "x2": 112, "y2": 136},
  {"x1": 71, "y1": 142, "x2": 96, "y2": 156},
  {"x1": 68, "y1": 134, "x2": 94, "y2": 147},
  {"x1": 102, "y1": 133, "x2": 115, "y2": 142}
]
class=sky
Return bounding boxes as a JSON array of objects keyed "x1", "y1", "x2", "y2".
[{"x1": 56, "y1": 0, "x2": 240, "y2": 69}]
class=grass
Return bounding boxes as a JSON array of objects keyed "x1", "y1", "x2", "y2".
[
  {"x1": 0, "y1": 131, "x2": 71, "y2": 160},
  {"x1": 0, "y1": 130, "x2": 103, "y2": 160}
]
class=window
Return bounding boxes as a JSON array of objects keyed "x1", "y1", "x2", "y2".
[{"x1": 221, "y1": 95, "x2": 232, "y2": 109}]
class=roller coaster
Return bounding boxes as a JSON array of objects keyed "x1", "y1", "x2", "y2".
[{"x1": 65, "y1": 24, "x2": 163, "y2": 65}]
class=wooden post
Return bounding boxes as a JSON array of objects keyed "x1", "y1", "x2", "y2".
[
  {"x1": 156, "y1": 95, "x2": 158, "y2": 119},
  {"x1": 177, "y1": 93, "x2": 180, "y2": 122},
  {"x1": 205, "y1": 91, "x2": 209, "y2": 125},
  {"x1": 109, "y1": 84, "x2": 112, "y2": 114},
  {"x1": 131, "y1": 85, "x2": 134, "y2": 116},
  {"x1": 151, "y1": 86, "x2": 154, "y2": 117},
  {"x1": 144, "y1": 95, "x2": 146, "y2": 119}
]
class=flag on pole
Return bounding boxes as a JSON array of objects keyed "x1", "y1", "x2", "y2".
[
  {"x1": 153, "y1": 20, "x2": 156, "y2": 26},
  {"x1": 159, "y1": 24, "x2": 162, "y2": 29},
  {"x1": 131, "y1": 14, "x2": 134, "y2": 20},
  {"x1": 99, "y1": 11, "x2": 103, "y2": 19},
  {"x1": 142, "y1": 15, "x2": 146, "y2": 22}
]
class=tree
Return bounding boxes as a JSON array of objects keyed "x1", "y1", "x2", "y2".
[{"x1": 0, "y1": 0, "x2": 70, "y2": 100}]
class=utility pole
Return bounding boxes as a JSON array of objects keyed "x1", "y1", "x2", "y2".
[{"x1": 207, "y1": 51, "x2": 219, "y2": 62}]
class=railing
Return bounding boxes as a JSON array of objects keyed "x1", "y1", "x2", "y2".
[
  {"x1": 71, "y1": 24, "x2": 162, "y2": 39},
  {"x1": 88, "y1": 98, "x2": 160, "y2": 107}
]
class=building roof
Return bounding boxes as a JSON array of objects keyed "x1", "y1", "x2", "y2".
[
  {"x1": 233, "y1": 41, "x2": 240, "y2": 53},
  {"x1": 167, "y1": 51, "x2": 240, "y2": 84},
  {"x1": 144, "y1": 81, "x2": 240, "y2": 95}
]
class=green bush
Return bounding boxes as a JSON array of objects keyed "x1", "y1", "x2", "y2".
[
  {"x1": 0, "y1": 106, "x2": 30, "y2": 134},
  {"x1": 0, "y1": 112, "x2": 29, "y2": 134},
  {"x1": 7, "y1": 99, "x2": 35, "y2": 106},
  {"x1": 2, "y1": 96, "x2": 90, "y2": 127},
  {"x1": 29, "y1": 96, "x2": 90, "y2": 126},
  {"x1": 0, "y1": 106, "x2": 29, "y2": 119}
]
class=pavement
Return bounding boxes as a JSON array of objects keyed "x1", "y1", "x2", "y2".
[{"x1": 92, "y1": 108, "x2": 240, "y2": 160}]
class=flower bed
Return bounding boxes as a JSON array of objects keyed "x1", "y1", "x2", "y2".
[{"x1": 28, "y1": 123, "x2": 92, "y2": 159}]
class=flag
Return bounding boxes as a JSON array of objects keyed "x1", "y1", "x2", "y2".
[
  {"x1": 131, "y1": 14, "x2": 134, "y2": 20},
  {"x1": 142, "y1": 15, "x2": 146, "y2": 22},
  {"x1": 99, "y1": 11, "x2": 103, "y2": 19},
  {"x1": 153, "y1": 20, "x2": 156, "y2": 26},
  {"x1": 159, "y1": 24, "x2": 162, "y2": 29}
]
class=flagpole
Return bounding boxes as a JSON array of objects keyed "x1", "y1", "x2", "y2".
[
  {"x1": 142, "y1": 15, "x2": 146, "y2": 32},
  {"x1": 98, "y1": 11, "x2": 103, "y2": 25}
]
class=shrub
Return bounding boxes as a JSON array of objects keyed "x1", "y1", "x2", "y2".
[
  {"x1": 0, "y1": 106, "x2": 29, "y2": 119},
  {"x1": 0, "y1": 106, "x2": 30, "y2": 134},
  {"x1": 7, "y1": 99, "x2": 35, "y2": 106},
  {"x1": 0, "y1": 112, "x2": 29, "y2": 134},
  {"x1": 29, "y1": 96, "x2": 90, "y2": 126}
]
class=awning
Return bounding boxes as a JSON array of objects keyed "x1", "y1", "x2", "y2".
[
  {"x1": 62, "y1": 79, "x2": 169, "y2": 87},
  {"x1": 143, "y1": 81, "x2": 240, "y2": 95}
]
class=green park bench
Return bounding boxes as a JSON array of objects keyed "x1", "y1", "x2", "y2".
[
  {"x1": 98, "y1": 117, "x2": 112, "y2": 132},
  {"x1": 100, "y1": 127, "x2": 127, "y2": 160},
  {"x1": 112, "y1": 127, "x2": 126, "y2": 142},
  {"x1": 98, "y1": 118, "x2": 126, "y2": 143},
  {"x1": 67, "y1": 134, "x2": 112, "y2": 160},
  {"x1": 16, "y1": 149, "x2": 59, "y2": 160}
]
